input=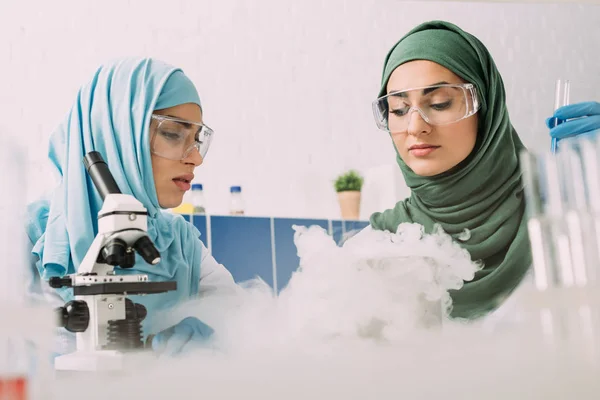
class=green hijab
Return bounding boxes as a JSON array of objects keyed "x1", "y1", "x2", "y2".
[{"x1": 370, "y1": 21, "x2": 532, "y2": 319}]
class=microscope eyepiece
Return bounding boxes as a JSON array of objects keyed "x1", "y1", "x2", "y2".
[
  {"x1": 83, "y1": 151, "x2": 122, "y2": 200},
  {"x1": 133, "y1": 236, "x2": 161, "y2": 265}
]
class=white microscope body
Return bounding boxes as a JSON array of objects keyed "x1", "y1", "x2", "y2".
[{"x1": 51, "y1": 152, "x2": 176, "y2": 372}]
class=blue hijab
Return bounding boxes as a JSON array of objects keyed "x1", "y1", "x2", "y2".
[{"x1": 26, "y1": 58, "x2": 204, "y2": 323}]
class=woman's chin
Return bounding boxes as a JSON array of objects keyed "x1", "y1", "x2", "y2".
[
  {"x1": 158, "y1": 194, "x2": 184, "y2": 210},
  {"x1": 408, "y1": 162, "x2": 445, "y2": 177}
]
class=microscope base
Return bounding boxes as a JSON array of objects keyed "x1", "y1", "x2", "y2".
[{"x1": 54, "y1": 350, "x2": 124, "y2": 372}]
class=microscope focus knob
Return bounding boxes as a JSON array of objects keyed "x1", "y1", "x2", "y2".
[
  {"x1": 56, "y1": 300, "x2": 90, "y2": 333},
  {"x1": 49, "y1": 276, "x2": 72, "y2": 289}
]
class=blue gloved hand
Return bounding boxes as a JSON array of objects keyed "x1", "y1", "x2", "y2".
[
  {"x1": 151, "y1": 316, "x2": 215, "y2": 357},
  {"x1": 546, "y1": 101, "x2": 600, "y2": 141}
]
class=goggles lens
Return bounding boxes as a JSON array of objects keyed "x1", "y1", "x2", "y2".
[
  {"x1": 151, "y1": 115, "x2": 214, "y2": 161},
  {"x1": 372, "y1": 83, "x2": 480, "y2": 133}
]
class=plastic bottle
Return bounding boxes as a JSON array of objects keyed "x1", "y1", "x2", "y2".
[
  {"x1": 191, "y1": 184, "x2": 206, "y2": 214},
  {"x1": 230, "y1": 186, "x2": 245, "y2": 215}
]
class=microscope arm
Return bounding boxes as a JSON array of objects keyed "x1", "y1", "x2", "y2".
[{"x1": 78, "y1": 235, "x2": 111, "y2": 275}]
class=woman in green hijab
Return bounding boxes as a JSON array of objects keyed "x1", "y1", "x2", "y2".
[{"x1": 369, "y1": 21, "x2": 532, "y2": 319}]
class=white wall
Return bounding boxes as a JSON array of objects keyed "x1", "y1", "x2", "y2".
[{"x1": 1, "y1": 0, "x2": 599, "y2": 219}]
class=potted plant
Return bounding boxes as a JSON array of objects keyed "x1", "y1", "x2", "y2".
[{"x1": 334, "y1": 169, "x2": 364, "y2": 220}]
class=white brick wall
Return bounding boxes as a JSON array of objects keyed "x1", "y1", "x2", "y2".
[{"x1": 1, "y1": 0, "x2": 599, "y2": 219}]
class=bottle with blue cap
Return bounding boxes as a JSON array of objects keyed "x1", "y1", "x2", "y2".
[
  {"x1": 191, "y1": 183, "x2": 206, "y2": 214},
  {"x1": 230, "y1": 186, "x2": 244, "y2": 215}
]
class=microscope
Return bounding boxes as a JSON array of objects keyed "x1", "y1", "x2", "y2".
[{"x1": 49, "y1": 151, "x2": 177, "y2": 371}]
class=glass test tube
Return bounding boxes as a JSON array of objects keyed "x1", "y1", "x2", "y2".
[{"x1": 551, "y1": 79, "x2": 571, "y2": 153}]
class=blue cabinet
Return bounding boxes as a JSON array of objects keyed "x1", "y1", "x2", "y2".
[
  {"x1": 180, "y1": 214, "x2": 369, "y2": 293},
  {"x1": 210, "y1": 216, "x2": 275, "y2": 288}
]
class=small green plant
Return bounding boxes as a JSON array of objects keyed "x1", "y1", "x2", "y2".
[{"x1": 334, "y1": 170, "x2": 364, "y2": 192}]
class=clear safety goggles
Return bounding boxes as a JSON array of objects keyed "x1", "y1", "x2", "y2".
[
  {"x1": 150, "y1": 114, "x2": 214, "y2": 161},
  {"x1": 372, "y1": 83, "x2": 480, "y2": 133}
]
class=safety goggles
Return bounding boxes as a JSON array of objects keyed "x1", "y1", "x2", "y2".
[
  {"x1": 372, "y1": 83, "x2": 480, "y2": 133},
  {"x1": 150, "y1": 114, "x2": 214, "y2": 161}
]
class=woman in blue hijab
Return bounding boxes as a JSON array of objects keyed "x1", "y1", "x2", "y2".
[{"x1": 25, "y1": 57, "x2": 237, "y2": 357}]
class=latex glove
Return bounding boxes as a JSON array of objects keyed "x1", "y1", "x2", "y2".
[
  {"x1": 546, "y1": 101, "x2": 600, "y2": 141},
  {"x1": 151, "y1": 316, "x2": 214, "y2": 357}
]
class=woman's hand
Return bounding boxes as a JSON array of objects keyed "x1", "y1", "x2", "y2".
[
  {"x1": 150, "y1": 316, "x2": 214, "y2": 357},
  {"x1": 547, "y1": 101, "x2": 600, "y2": 143}
]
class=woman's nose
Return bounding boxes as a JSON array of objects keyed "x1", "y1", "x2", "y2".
[
  {"x1": 183, "y1": 145, "x2": 203, "y2": 166},
  {"x1": 406, "y1": 109, "x2": 432, "y2": 136}
]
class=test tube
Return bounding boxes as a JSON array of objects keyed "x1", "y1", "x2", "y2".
[
  {"x1": 522, "y1": 132, "x2": 600, "y2": 360},
  {"x1": 556, "y1": 135, "x2": 600, "y2": 363},
  {"x1": 543, "y1": 151, "x2": 575, "y2": 287},
  {"x1": 579, "y1": 135, "x2": 600, "y2": 272},
  {"x1": 520, "y1": 150, "x2": 553, "y2": 290},
  {"x1": 520, "y1": 149, "x2": 575, "y2": 289},
  {"x1": 550, "y1": 79, "x2": 571, "y2": 153},
  {"x1": 520, "y1": 150, "x2": 559, "y2": 342},
  {"x1": 559, "y1": 142, "x2": 592, "y2": 287},
  {"x1": 520, "y1": 148, "x2": 572, "y2": 344}
]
